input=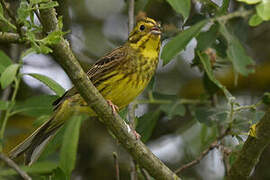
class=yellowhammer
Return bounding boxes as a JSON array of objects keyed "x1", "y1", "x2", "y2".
[{"x1": 9, "y1": 17, "x2": 161, "y2": 165}]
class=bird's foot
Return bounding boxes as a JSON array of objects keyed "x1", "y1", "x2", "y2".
[
  {"x1": 132, "y1": 129, "x2": 141, "y2": 140},
  {"x1": 107, "y1": 100, "x2": 119, "y2": 114}
]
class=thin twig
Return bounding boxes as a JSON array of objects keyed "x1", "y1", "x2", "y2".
[
  {"x1": 175, "y1": 128, "x2": 230, "y2": 174},
  {"x1": 234, "y1": 101, "x2": 263, "y2": 112},
  {"x1": 0, "y1": 153, "x2": 32, "y2": 180},
  {"x1": 128, "y1": 0, "x2": 135, "y2": 34},
  {"x1": 130, "y1": 158, "x2": 137, "y2": 180},
  {"x1": 175, "y1": 142, "x2": 219, "y2": 173},
  {"x1": 113, "y1": 152, "x2": 120, "y2": 180},
  {"x1": 141, "y1": 168, "x2": 151, "y2": 180},
  {"x1": 0, "y1": 32, "x2": 23, "y2": 43},
  {"x1": 0, "y1": 87, "x2": 11, "y2": 118},
  {"x1": 127, "y1": 0, "x2": 136, "y2": 129},
  {"x1": 127, "y1": 2, "x2": 137, "y2": 178},
  {"x1": 0, "y1": 76, "x2": 21, "y2": 151},
  {"x1": 25, "y1": 0, "x2": 43, "y2": 26},
  {"x1": 220, "y1": 144, "x2": 231, "y2": 176},
  {"x1": 214, "y1": 9, "x2": 253, "y2": 24}
]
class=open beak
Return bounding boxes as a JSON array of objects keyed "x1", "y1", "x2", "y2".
[{"x1": 151, "y1": 26, "x2": 161, "y2": 35}]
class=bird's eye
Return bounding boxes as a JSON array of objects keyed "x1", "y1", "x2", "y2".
[{"x1": 139, "y1": 25, "x2": 145, "y2": 31}]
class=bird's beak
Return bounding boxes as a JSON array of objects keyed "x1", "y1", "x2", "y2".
[{"x1": 150, "y1": 26, "x2": 161, "y2": 35}]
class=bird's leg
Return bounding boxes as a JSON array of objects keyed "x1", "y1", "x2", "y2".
[
  {"x1": 107, "y1": 100, "x2": 140, "y2": 140},
  {"x1": 107, "y1": 100, "x2": 119, "y2": 114}
]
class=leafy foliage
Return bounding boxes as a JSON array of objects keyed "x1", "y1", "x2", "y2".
[
  {"x1": 238, "y1": 0, "x2": 270, "y2": 26},
  {"x1": 27, "y1": 73, "x2": 65, "y2": 96},
  {"x1": 219, "y1": 23, "x2": 255, "y2": 76},
  {"x1": 166, "y1": 0, "x2": 191, "y2": 20},
  {"x1": 13, "y1": 95, "x2": 57, "y2": 117},
  {"x1": 0, "y1": 64, "x2": 20, "y2": 89},
  {"x1": 60, "y1": 115, "x2": 83, "y2": 177},
  {"x1": 161, "y1": 20, "x2": 208, "y2": 65},
  {"x1": 136, "y1": 110, "x2": 161, "y2": 143},
  {"x1": 0, "y1": 51, "x2": 13, "y2": 73}
]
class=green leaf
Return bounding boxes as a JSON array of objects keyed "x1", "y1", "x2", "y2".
[
  {"x1": 196, "y1": 24, "x2": 219, "y2": 51},
  {"x1": 39, "y1": 1, "x2": 59, "y2": 9},
  {"x1": 237, "y1": 0, "x2": 261, "y2": 4},
  {"x1": 13, "y1": 95, "x2": 58, "y2": 117},
  {"x1": 21, "y1": 48, "x2": 36, "y2": 58},
  {"x1": 0, "y1": 161, "x2": 58, "y2": 176},
  {"x1": 119, "y1": 107, "x2": 128, "y2": 122},
  {"x1": 30, "y1": 0, "x2": 50, "y2": 5},
  {"x1": 41, "y1": 31, "x2": 63, "y2": 45},
  {"x1": 52, "y1": 167, "x2": 68, "y2": 180},
  {"x1": 0, "y1": 100, "x2": 10, "y2": 110},
  {"x1": 136, "y1": 110, "x2": 161, "y2": 143},
  {"x1": 17, "y1": 0, "x2": 30, "y2": 24},
  {"x1": 197, "y1": 51, "x2": 232, "y2": 99},
  {"x1": 0, "y1": 64, "x2": 19, "y2": 89},
  {"x1": 200, "y1": 124, "x2": 208, "y2": 144},
  {"x1": 252, "y1": 111, "x2": 265, "y2": 124},
  {"x1": 218, "y1": 0, "x2": 230, "y2": 14},
  {"x1": 160, "y1": 101, "x2": 186, "y2": 119},
  {"x1": 256, "y1": 0, "x2": 270, "y2": 20},
  {"x1": 263, "y1": 92, "x2": 270, "y2": 105},
  {"x1": 194, "y1": 107, "x2": 215, "y2": 126},
  {"x1": 39, "y1": 43, "x2": 53, "y2": 54},
  {"x1": 147, "y1": 76, "x2": 156, "y2": 91},
  {"x1": 0, "y1": 50, "x2": 13, "y2": 74},
  {"x1": 219, "y1": 23, "x2": 255, "y2": 76},
  {"x1": 166, "y1": 0, "x2": 191, "y2": 19},
  {"x1": 60, "y1": 115, "x2": 83, "y2": 176},
  {"x1": 249, "y1": 14, "x2": 263, "y2": 26},
  {"x1": 33, "y1": 115, "x2": 50, "y2": 127},
  {"x1": 161, "y1": 20, "x2": 208, "y2": 65},
  {"x1": 27, "y1": 73, "x2": 65, "y2": 96}
]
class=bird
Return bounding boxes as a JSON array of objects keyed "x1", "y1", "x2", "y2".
[{"x1": 9, "y1": 17, "x2": 162, "y2": 165}]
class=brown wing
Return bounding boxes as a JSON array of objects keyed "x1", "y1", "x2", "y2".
[
  {"x1": 87, "y1": 46, "x2": 127, "y2": 82},
  {"x1": 52, "y1": 46, "x2": 127, "y2": 108}
]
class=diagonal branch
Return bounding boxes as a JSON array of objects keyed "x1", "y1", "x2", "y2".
[
  {"x1": 38, "y1": 2, "x2": 180, "y2": 180},
  {"x1": 0, "y1": 32, "x2": 22, "y2": 43},
  {"x1": 0, "y1": 153, "x2": 32, "y2": 180}
]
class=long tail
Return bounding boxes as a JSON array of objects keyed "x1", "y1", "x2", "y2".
[
  {"x1": 9, "y1": 115, "x2": 62, "y2": 165},
  {"x1": 9, "y1": 99, "x2": 73, "y2": 165}
]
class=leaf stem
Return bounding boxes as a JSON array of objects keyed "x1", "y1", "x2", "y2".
[
  {"x1": 0, "y1": 75, "x2": 21, "y2": 151},
  {"x1": 234, "y1": 101, "x2": 263, "y2": 112},
  {"x1": 213, "y1": 9, "x2": 253, "y2": 24}
]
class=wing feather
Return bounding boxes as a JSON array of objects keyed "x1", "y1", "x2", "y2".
[{"x1": 52, "y1": 46, "x2": 128, "y2": 108}]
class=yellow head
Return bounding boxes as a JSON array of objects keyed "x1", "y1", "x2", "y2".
[{"x1": 128, "y1": 17, "x2": 161, "y2": 51}]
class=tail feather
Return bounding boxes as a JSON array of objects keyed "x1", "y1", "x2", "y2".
[{"x1": 9, "y1": 117, "x2": 62, "y2": 165}]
